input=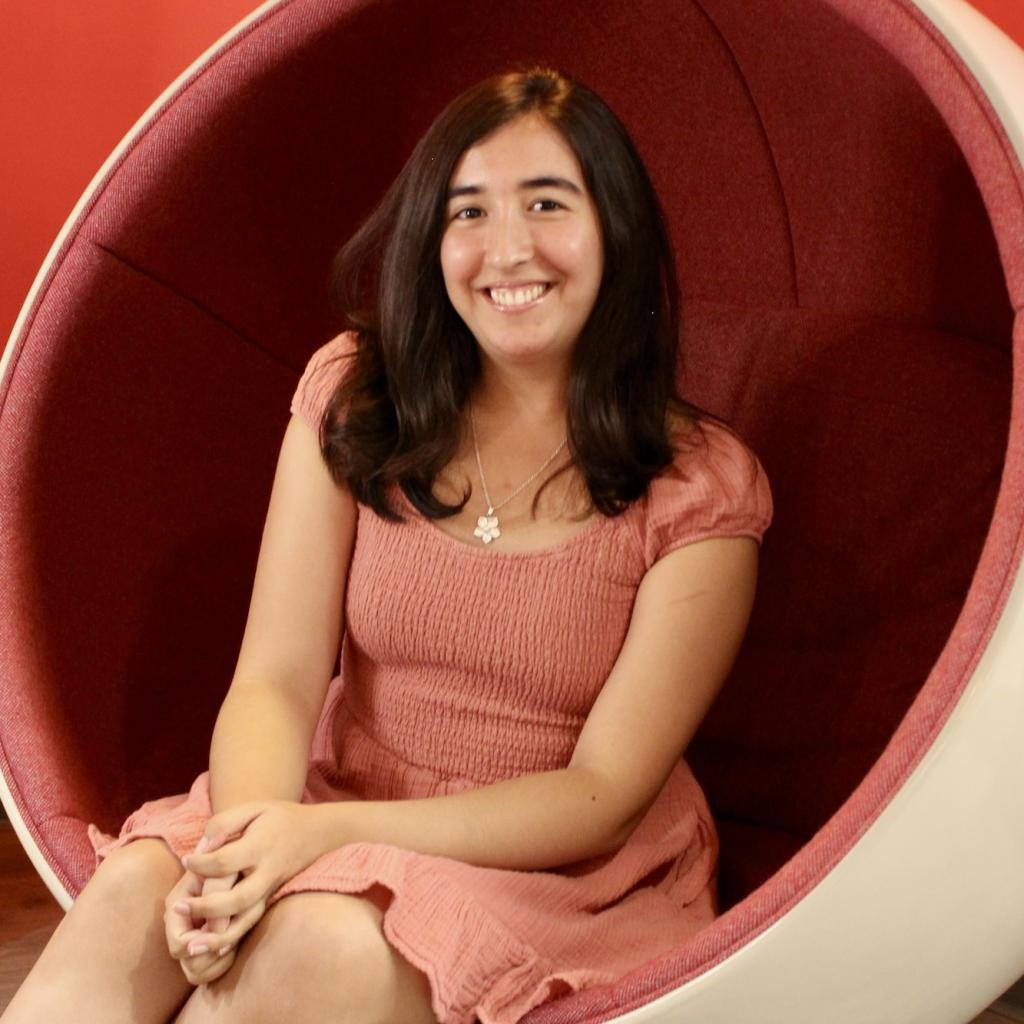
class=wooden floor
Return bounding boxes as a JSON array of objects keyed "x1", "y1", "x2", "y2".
[
  {"x1": 0, "y1": 818, "x2": 66, "y2": 1011},
  {"x1": 0, "y1": 816, "x2": 1022, "y2": 1020}
]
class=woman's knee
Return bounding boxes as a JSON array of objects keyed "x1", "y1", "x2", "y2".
[
  {"x1": 85, "y1": 838, "x2": 182, "y2": 909},
  {"x1": 200, "y1": 891, "x2": 400, "y2": 1017},
  {"x1": 258, "y1": 891, "x2": 392, "y2": 975}
]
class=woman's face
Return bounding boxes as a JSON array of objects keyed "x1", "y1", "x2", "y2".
[{"x1": 439, "y1": 114, "x2": 604, "y2": 376}]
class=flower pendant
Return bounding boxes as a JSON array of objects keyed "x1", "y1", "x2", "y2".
[{"x1": 474, "y1": 512, "x2": 501, "y2": 545}]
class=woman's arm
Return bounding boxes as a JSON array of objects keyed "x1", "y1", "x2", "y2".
[
  {"x1": 308, "y1": 763, "x2": 637, "y2": 871},
  {"x1": 208, "y1": 413, "x2": 357, "y2": 815},
  {"x1": 207, "y1": 688, "x2": 321, "y2": 812},
  {"x1": 307, "y1": 534, "x2": 759, "y2": 872}
]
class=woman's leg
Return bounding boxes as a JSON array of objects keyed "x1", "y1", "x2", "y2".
[
  {"x1": 172, "y1": 885, "x2": 438, "y2": 1024},
  {"x1": 1, "y1": 838, "x2": 195, "y2": 1024}
]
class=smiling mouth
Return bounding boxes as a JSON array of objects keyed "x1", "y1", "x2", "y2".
[{"x1": 485, "y1": 283, "x2": 552, "y2": 309}]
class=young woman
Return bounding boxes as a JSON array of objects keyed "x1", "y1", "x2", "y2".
[{"x1": 3, "y1": 66, "x2": 772, "y2": 1024}]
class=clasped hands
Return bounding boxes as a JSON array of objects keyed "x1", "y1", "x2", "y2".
[{"x1": 163, "y1": 799, "x2": 325, "y2": 986}]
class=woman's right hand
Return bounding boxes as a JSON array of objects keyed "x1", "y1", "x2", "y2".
[{"x1": 165, "y1": 867, "x2": 243, "y2": 986}]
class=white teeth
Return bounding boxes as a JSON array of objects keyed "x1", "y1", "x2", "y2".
[{"x1": 488, "y1": 284, "x2": 547, "y2": 307}]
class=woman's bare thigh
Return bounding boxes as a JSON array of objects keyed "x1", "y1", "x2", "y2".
[
  {"x1": 174, "y1": 885, "x2": 437, "y2": 1024},
  {"x1": 2, "y1": 838, "x2": 194, "y2": 1024}
]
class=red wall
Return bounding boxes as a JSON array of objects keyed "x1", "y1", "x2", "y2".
[
  {"x1": 968, "y1": 0, "x2": 1024, "y2": 44},
  {"x1": 1, "y1": 0, "x2": 1022, "y2": 354}
]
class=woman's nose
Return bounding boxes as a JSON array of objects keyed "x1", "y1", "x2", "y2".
[{"x1": 485, "y1": 209, "x2": 533, "y2": 267}]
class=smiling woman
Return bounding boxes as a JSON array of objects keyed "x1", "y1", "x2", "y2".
[
  {"x1": 323, "y1": 67, "x2": 716, "y2": 533},
  {"x1": 4, "y1": 66, "x2": 772, "y2": 1024},
  {"x1": 439, "y1": 114, "x2": 605, "y2": 392}
]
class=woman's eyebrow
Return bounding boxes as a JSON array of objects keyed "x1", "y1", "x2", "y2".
[{"x1": 446, "y1": 176, "x2": 583, "y2": 201}]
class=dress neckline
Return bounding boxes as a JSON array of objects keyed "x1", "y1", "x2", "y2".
[{"x1": 389, "y1": 483, "x2": 623, "y2": 560}]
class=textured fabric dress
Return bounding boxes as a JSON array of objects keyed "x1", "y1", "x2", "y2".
[{"x1": 88, "y1": 331, "x2": 774, "y2": 1024}]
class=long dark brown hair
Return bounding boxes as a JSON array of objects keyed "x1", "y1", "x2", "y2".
[{"x1": 316, "y1": 65, "x2": 728, "y2": 523}]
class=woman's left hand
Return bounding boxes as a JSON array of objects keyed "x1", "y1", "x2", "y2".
[{"x1": 173, "y1": 800, "x2": 326, "y2": 956}]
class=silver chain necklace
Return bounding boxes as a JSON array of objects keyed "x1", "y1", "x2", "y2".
[{"x1": 469, "y1": 402, "x2": 569, "y2": 545}]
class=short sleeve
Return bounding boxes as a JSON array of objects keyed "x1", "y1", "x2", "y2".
[
  {"x1": 289, "y1": 330, "x2": 359, "y2": 435},
  {"x1": 639, "y1": 420, "x2": 774, "y2": 569}
]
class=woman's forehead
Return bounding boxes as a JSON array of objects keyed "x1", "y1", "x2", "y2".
[{"x1": 448, "y1": 116, "x2": 584, "y2": 191}]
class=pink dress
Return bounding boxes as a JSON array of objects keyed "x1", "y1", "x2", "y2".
[{"x1": 88, "y1": 331, "x2": 774, "y2": 1024}]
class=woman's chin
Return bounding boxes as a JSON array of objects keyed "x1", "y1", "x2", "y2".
[{"x1": 476, "y1": 335, "x2": 576, "y2": 370}]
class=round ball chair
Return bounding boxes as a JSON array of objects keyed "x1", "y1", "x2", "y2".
[{"x1": 2, "y1": 0, "x2": 1023, "y2": 1021}]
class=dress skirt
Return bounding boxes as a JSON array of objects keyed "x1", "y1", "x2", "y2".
[{"x1": 89, "y1": 707, "x2": 718, "y2": 1024}]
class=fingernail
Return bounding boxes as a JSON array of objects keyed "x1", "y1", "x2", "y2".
[
  {"x1": 195, "y1": 836, "x2": 211, "y2": 854},
  {"x1": 189, "y1": 943, "x2": 210, "y2": 955},
  {"x1": 218, "y1": 944, "x2": 233, "y2": 957},
  {"x1": 174, "y1": 901, "x2": 191, "y2": 915}
]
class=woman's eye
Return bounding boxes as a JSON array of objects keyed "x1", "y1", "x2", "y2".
[
  {"x1": 531, "y1": 198, "x2": 564, "y2": 212},
  {"x1": 453, "y1": 207, "x2": 482, "y2": 220}
]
